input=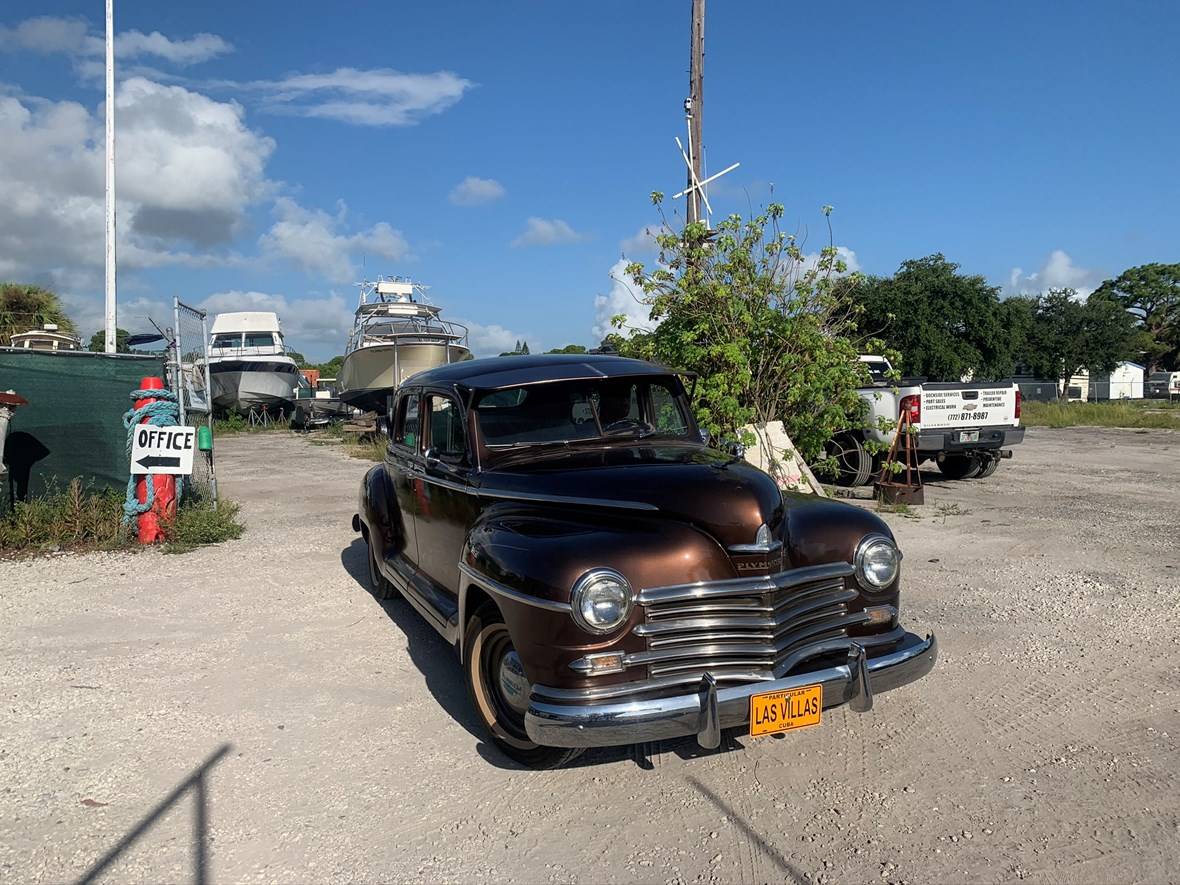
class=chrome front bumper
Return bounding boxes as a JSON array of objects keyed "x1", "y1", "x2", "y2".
[{"x1": 524, "y1": 631, "x2": 937, "y2": 749}]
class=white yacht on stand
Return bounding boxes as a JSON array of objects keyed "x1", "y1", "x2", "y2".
[
  {"x1": 207, "y1": 312, "x2": 301, "y2": 415},
  {"x1": 337, "y1": 278, "x2": 472, "y2": 415}
]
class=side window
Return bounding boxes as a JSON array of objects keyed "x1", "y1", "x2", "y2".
[
  {"x1": 395, "y1": 395, "x2": 420, "y2": 451},
  {"x1": 426, "y1": 395, "x2": 466, "y2": 459},
  {"x1": 244, "y1": 333, "x2": 275, "y2": 348},
  {"x1": 649, "y1": 382, "x2": 689, "y2": 435}
]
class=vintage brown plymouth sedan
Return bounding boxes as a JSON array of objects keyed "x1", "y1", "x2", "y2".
[{"x1": 353, "y1": 354, "x2": 937, "y2": 767}]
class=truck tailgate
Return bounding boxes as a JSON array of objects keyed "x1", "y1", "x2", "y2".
[{"x1": 921, "y1": 385, "x2": 1017, "y2": 430}]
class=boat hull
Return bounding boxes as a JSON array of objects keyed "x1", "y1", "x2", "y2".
[
  {"x1": 209, "y1": 359, "x2": 300, "y2": 414},
  {"x1": 338, "y1": 342, "x2": 472, "y2": 413}
]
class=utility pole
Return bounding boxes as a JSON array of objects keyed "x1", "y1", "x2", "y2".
[
  {"x1": 104, "y1": 0, "x2": 117, "y2": 353},
  {"x1": 685, "y1": 0, "x2": 705, "y2": 225}
]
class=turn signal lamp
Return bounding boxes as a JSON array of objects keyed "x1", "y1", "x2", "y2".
[{"x1": 569, "y1": 651, "x2": 627, "y2": 676}]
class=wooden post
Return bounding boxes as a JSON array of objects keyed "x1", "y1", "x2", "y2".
[{"x1": 686, "y1": 0, "x2": 705, "y2": 225}]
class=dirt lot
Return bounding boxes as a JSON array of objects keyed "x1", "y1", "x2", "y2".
[{"x1": 2, "y1": 428, "x2": 1179, "y2": 884}]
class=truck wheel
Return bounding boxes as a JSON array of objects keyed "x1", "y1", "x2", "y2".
[
  {"x1": 978, "y1": 455, "x2": 1001, "y2": 478},
  {"x1": 464, "y1": 602, "x2": 583, "y2": 770},
  {"x1": 366, "y1": 533, "x2": 400, "y2": 601},
  {"x1": 937, "y1": 453, "x2": 981, "y2": 480},
  {"x1": 823, "y1": 434, "x2": 873, "y2": 487}
]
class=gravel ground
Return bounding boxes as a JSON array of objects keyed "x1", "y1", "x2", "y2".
[{"x1": 2, "y1": 428, "x2": 1178, "y2": 884}]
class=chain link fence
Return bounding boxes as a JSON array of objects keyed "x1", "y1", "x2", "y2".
[{"x1": 171, "y1": 298, "x2": 218, "y2": 506}]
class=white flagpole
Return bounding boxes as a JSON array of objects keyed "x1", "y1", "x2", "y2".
[{"x1": 103, "y1": 0, "x2": 117, "y2": 353}]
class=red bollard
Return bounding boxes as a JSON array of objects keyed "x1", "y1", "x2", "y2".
[{"x1": 135, "y1": 376, "x2": 177, "y2": 544}]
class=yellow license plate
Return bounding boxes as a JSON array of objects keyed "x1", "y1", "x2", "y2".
[{"x1": 749, "y1": 684, "x2": 823, "y2": 737}]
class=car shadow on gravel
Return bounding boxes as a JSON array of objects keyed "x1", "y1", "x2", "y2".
[{"x1": 341, "y1": 538, "x2": 762, "y2": 772}]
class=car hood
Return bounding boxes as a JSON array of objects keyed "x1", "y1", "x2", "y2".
[{"x1": 478, "y1": 443, "x2": 785, "y2": 550}]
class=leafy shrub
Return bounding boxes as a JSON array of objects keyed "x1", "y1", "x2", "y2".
[
  {"x1": 0, "y1": 479, "x2": 128, "y2": 553},
  {"x1": 162, "y1": 500, "x2": 244, "y2": 553}
]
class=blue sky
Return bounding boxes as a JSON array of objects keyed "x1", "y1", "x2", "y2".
[{"x1": 1, "y1": 1, "x2": 1177, "y2": 359}]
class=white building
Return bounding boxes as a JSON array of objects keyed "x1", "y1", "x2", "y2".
[{"x1": 1086, "y1": 362, "x2": 1145, "y2": 401}]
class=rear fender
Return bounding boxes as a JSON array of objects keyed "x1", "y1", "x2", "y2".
[{"x1": 357, "y1": 463, "x2": 403, "y2": 561}]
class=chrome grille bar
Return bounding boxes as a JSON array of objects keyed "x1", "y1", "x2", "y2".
[{"x1": 636, "y1": 562, "x2": 854, "y2": 606}]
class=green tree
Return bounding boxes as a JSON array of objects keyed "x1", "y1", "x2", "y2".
[
  {"x1": 287, "y1": 350, "x2": 307, "y2": 366},
  {"x1": 857, "y1": 255, "x2": 1023, "y2": 380},
  {"x1": 615, "y1": 199, "x2": 889, "y2": 467},
  {"x1": 1091, "y1": 263, "x2": 1180, "y2": 371},
  {"x1": 88, "y1": 328, "x2": 132, "y2": 352},
  {"x1": 1020, "y1": 288, "x2": 1140, "y2": 397},
  {"x1": 309, "y1": 355, "x2": 344, "y2": 375},
  {"x1": 0, "y1": 283, "x2": 76, "y2": 346},
  {"x1": 546, "y1": 344, "x2": 588, "y2": 354}
]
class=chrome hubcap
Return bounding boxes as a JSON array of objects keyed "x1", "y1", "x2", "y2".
[{"x1": 497, "y1": 650, "x2": 530, "y2": 715}]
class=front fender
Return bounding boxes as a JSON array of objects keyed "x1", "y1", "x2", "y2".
[{"x1": 460, "y1": 504, "x2": 734, "y2": 689}]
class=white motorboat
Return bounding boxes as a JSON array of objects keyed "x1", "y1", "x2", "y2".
[
  {"x1": 207, "y1": 312, "x2": 300, "y2": 415},
  {"x1": 337, "y1": 278, "x2": 471, "y2": 414}
]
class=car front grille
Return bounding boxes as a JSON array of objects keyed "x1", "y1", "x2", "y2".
[{"x1": 632, "y1": 562, "x2": 900, "y2": 682}]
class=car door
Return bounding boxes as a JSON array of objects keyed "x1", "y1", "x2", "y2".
[
  {"x1": 414, "y1": 390, "x2": 478, "y2": 609},
  {"x1": 385, "y1": 389, "x2": 422, "y2": 578}
]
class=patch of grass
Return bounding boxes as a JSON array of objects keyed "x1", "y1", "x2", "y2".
[
  {"x1": 213, "y1": 412, "x2": 292, "y2": 435},
  {"x1": 346, "y1": 436, "x2": 388, "y2": 462},
  {"x1": 162, "y1": 500, "x2": 244, "y2": 553},
  {"x1": 876, "y1": 500, "x2": 921, "y2": 518},
  {"x1": 0, "y1": 479, "x2": 128, "y2": 554},
  {"x1": 936, "y1": 502, "x2": 970, "y2": 524},
  {"x1": 0, "y1": 478, "x2": 245, "y2": 557},
  {"x1": 1020, "y1": 400, "x2": 1180, "y2": 430}
]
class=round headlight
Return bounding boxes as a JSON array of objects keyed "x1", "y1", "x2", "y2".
[
  {"x1": 571, "y1": 569, "x2": 633, "y2": 634},
  {"x1": 855, "y1": 535, "x2": 901, "y2": 590}
]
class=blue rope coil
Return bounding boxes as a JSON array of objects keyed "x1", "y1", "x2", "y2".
[{"x1": 122, "y1": 388, "x2": 183, "y2": 523}]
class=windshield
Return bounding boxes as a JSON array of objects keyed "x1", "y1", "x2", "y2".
[{"x1": 476, "y1": 377, "x2": 692, "y2": 447}]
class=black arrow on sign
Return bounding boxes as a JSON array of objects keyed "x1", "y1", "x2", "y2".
[{"x1": 136, "y1": 455, "x2": 181, "y2": 470}]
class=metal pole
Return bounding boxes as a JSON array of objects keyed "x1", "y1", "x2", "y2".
[
  {"x1": 686, "y1": 0, "x2": 705, "y2": 225},
  {"x1": 103, "y1": 0, "x2": 117, "y2": 353},
  {"x1": 200, "y1": 310, "x2": 218, "y2": 507},
  {"x1": 173, "y1": 297, "x2": 187, "y2": 426}
]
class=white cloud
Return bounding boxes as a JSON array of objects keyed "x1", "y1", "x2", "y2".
[
  {"x1": 199, "y1": 290, "x2": 356, "y2": 345},
  {"x1": 1008, "y1": 249, "x2": 1103, "y2": 299},
  {"x1": 259, "y1": 197, "x2": 411, "y2": 284},
  {"x1": 115, "y1": 30, "x2": 232, "y2": 66},
  {"x1": 593, "y1": 259, "x2": 655, "y2": 341},
  {"x1": 454, "y1": 319, "x2": 534, "y2": 358},
  {"x1": 0, "y1": 15, "x2": 232, "y2": 66},
  {"x1": 0, "y1": 15, "x2": 90, "y2": 54},
  {"x1": 511, "y1": 217, "x2": 584, "y2": 248},
  {"x1": 620, "y1": 224, "x2": 659, "y2": 256},
  {"x1": 449, "y1": 176, "x2": 505, "y2": 206},
  {"x1": 238, "y1": 67, "x2": 473, "y2": 127},
  {"x1": 0, "y1": 80, "x2": 273, "y2": 293}
]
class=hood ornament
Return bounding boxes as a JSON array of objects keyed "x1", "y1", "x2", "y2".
[{"x1": 727, "y1": 522, "x2": 784, "y2": 555}]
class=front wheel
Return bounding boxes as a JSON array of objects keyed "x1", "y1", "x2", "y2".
[
  {"x1": 463, "y1": 602, "x2": 583, "y2": 769},
  {"x1": 937, "y1": 453, "x2": 982, "y2": 480}
]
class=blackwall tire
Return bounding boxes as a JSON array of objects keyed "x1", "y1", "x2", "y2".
[
  {"x1": 366, "y1": 534, "x2": 399, "y2": 601},
  {"x1": 978, "y1": 455, "x2": 1001, "y2": 478},
  {"x1": 937, "y1": 453, "x2": 981, "y2": 480},
  {"x1": 463, "y1": 602, "x2": 583, "y2": 770}
]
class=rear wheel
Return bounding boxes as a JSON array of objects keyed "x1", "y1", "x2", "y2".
[
  {"x1": 463, "y1": 602, "x2": 583, "y2": 769},
  {"x1": 822, "y1": 434, "x2": 873, "y2": 487},
  {"x1": 977, "y1": 454, "x2": 1001, "y2": 478},
  {"x1": 937, "y1": 453, "x2": 982, "y2": 480},
  {"x1": 366, "y1": 533, "x2": 399, "y2": 601}
]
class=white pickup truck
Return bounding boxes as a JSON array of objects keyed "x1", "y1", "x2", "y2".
[{"x1": 821, "y1": 355, "x2": 1025, "y2": 485}]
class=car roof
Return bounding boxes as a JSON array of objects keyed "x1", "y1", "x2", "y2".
[{"x1": 408, "y1": 353, "x2": 678, "y2": 391}]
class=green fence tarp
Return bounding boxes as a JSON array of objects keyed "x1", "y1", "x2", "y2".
[{"x1": 1, "y1": 348, "x2": 166, "y2": 502}]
